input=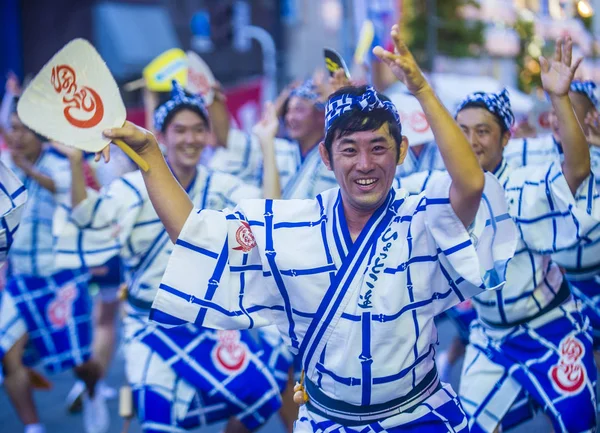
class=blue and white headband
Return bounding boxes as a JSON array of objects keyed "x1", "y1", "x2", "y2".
[
  {"x1": 290, "y1": 79, "x2": 325, "y2": 111},
  {"x1": 154, "y1": 80, "x2": 209, "y2": 132},
  {"x1": 455, "y1": 88, "x2": 515, "y2": 131},
  {"x1": 325, "y1": 86, "x2": 401, "y2": 134},
  {"x1": 570, "y1": 80, "x2": 598, "y2": 107}
]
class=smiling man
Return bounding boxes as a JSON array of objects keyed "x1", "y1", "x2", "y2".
[{"x1": 98, "y1": 25, "x2": 517, "y2": 432}]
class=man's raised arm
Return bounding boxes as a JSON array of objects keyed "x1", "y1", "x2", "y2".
[{"x1": 373, "y1": 24, "x2": 484, "y2": 228}]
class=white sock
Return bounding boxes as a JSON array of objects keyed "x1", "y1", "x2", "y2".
[{"x1": 24, "y1": 424, "x2": 45, "y2": 433}]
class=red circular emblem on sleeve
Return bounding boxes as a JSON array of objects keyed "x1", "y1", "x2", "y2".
[
  {"x1": 212, "y1": 330, "x2": 249, "y2": 374},
  {"x1": 233, "y1": 221, "x2": 256, "y2": 252},
  {"x1": 549, "y1": 335, "x2": 587, "y2": 395}
]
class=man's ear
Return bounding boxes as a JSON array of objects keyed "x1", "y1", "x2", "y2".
[
  {"x1": 156, "y1": 131, "x2": 165, "y2": 147},
  {"x1": 501, "y1": 130, "x2": 511, "y2": 150},
  {"x1": 397, "y1": 136, "x2": 409, "y2": 166},
  {"x1": 319, "y1": 141, "x2": 332, "y2": 171}
]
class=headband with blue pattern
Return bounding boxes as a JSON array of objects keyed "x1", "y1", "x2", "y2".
[
  {"x1": 570, "y1": 80, "x2": 598, "y2": 107},
  {"x1": 290, "y1": 79, "x2": 325, "y2": 111},
  {"x1": 154, "y1": 80, "x2": 209, "y2": 132},
  {"x1": 325, "y1": 86, "x2": 401, "y2": 134},
  {"x1": 455, "y1": 88, "x2": 515, "y2": 131}
]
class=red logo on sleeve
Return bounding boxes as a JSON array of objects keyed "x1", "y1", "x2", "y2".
[
  {"x1": 233, "y1": 221, "x2": 256, "y2": 252},
  {"x1": 47, "y1": 283, "x2": 78, "y2": 328},
  {"x1": 549, "y1": 335, "x2": 587, "y2": 395},
  {"x1": 212, "y1": 330, "x2": 249, "y2": 374}
]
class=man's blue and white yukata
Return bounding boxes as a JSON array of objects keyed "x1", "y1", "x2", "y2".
[
  {"x1": 0, "y1": 160, "x2": 27, "y2": 383},
  {"x1": 459, "y1": 159, "x2": 600, "y2": 433},
  {"x1": 259, "y1": 139, "x2": 438, "y2": 384},
  {"x1": 210, "y1": 128, "x2": 338, "y2": 382},
  {"x1": 0, "y1": 148, "x2": 93, "y2": 375},
  {"x1": 209, "y1": 128, "x2": 309, "y2": 189},
  {"x1": 150, "y1": 171, "x2": 517, "y2": 432},
  {"x1": 0, "y1": 160, "x2": 27, "y2": 262},
  {"x1": 504, "y1": 134, "x2": 600, "y2": 350},
  {"x1": 54, "y1": 165, "x2": 282, "y2": 432},
  {"x1": 394, "y1": 141, "x2": 445, "y2": 178}
]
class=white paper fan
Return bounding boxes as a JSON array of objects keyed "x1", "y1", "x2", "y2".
[
  {"x1": 186, "y1": 50, "x2": 216, "y2": 105},
  {"x1": 17, "y1": 39, "x2": 148, "y2": 170}
]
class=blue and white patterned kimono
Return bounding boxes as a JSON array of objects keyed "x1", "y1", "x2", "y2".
[
  {"x1": 0, "y1": 160, "x2": 27, "y2": 263},
  {"x1": 209, "y1": 129, "x2": 304, "y2": 189},
  {"x1": 504, "y1": 134, "x2": 600, "y2": 350},
  {"x1": 0, "y1": 160, "x2": 27, "y2": 378},
  {"x1": 394, "y1": 142, "x2": 445, "y2": 178},
  {"x1": 459, "y1": 159, "x2": 600, "y2": 433},
  {"x1": 54, "y1": 165, "x2": 281, "y2": 432},
  {"x1": 503, "y1": 135, "x2": 560, "y2": 168},
  {"x1": 150, "y1": 172, "x2": 517, "y2": 432},
  {"x1": 0, "y1": 148, "x2": 92, "y2": 374},
  {"x1": 262, "y1": 145, "x2": 438, "y2": 384}
]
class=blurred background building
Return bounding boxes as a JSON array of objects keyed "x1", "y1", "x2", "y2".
[{"x1": 2, "y1": 0, "x2": 600, "y2": 127}]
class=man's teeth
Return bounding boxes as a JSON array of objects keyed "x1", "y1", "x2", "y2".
[
  {"x1": 183, "y1": 148, "x2": 197, "y2": 156},
  {"x1": 356, "y1": 179, "x2": 377, "y2": 186}
]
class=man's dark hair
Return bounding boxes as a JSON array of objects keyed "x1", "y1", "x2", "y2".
[
  {"x1": 323, "y1": 85, "x2": 403, "y2": 161},
  {"x1": 457, "y1": 100, "x2": 509, "y2": 134}
]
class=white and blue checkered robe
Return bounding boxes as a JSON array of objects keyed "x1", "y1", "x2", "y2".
[
  {"x1": 2, "y1": 148, "x2": 71, "y2": 277},
  {"x1": 54, "y1": 166, "x2": 281, "y2": 427},
  {"x1": 0, "y1": 160, "x2": 27, "y2": 380},
  {"x1": 208, "y1": 129, "x2": 304, "y2": 189},
  {"x1": 0, "y1": 148, "x2": 94, "y2": 374},
  {"x1": 0, "y1": 160, "x2": 27, "y2": 263},
  {"x1": 395, "y1": 142, "x2": 445, "y2": 177},
  {"x1": 54, "y1": 166, "x2": 263, "y2": 311},
  {"x1": 459, "y1": 159, "x2": 600, "y2": 433},
  {"x1": 260, "y1": 144, "x2": 437, "y2": 387},
  {"x1": 505, "y1": 135, "x2": 600, "y2": 188},
  {"x1": 503, "y1": 135, "x2": 558, "y2": 168},
  {"x1": 150, "y1": 172, "x2": 518, "y2": 431}
]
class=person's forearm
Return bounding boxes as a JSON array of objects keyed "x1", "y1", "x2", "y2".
[
  {"x1": 259, "y1": 138, "x2": 281, "y2": 199},
  {"x1": 551, "y1": 94, "x2": 591, "y2": 194},
  {"x1": 140, "y1": 146, "x2": 193, "y2": 242},
  {"x1": 69, "y1": 158, "x2": 88, "y2": 208},
  {"x1": 415, "y1": 87, "x2": 484, "y2": 227},
  {"x1": 415, "y1": 87, "x2": 484, "y2": 195}
]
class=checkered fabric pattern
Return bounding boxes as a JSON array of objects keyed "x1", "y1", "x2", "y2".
[
  {"x1": 150, "y1": 172, "x2": 517, "y2": 429},
  {"x1": 3, "y1": 268, "x2": 92, "y2": 373},
  {"x1": 570, "y1": 80, "x2": 598, "y2": 107},
  {"x1": 460, "y1": 302, "x2": 597, "y2": 433},
  {"x1": 0, "y1": 160, "x2": 27, "y2": 262},
  {"x1": 124, "y1": 315, "x2": 281, "y2": 431}
]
